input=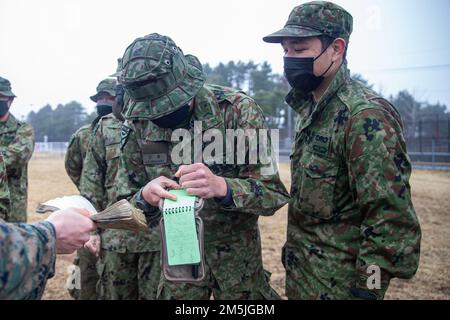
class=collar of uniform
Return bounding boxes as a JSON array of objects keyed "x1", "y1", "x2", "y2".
[
  {"x1": 286, "y1": 63, "x2": 350, "y2": 132},
  {"x1": 286, "y1": 62, "x2": 350, "y2": 113},
  {"x1": 0, "y1": 113, "x2": 19, "y2": 134},
  {"x1": 316, "y1": 62, "x2": 350, "y2": 109}
]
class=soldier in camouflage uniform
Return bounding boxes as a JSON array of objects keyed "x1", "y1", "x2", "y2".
[
  {"x1": 65, "y1": 78, "x2": 117, "y2": 300},
  {"x1": 79, "y1": 92, "x2": 132, "y2": 300},
  {"x1": 0, "y1": 217, "x2": 57, "y2": 300},
  {"x1": 114, "y1": 33, "x2": 289, "y2": 300},
  {"x1": 0, "y1": 213, "x2": 95, "y2": 300},
  {"x1": 1, "y1": 153, "x2": 95, "y2": 299},
  {"x1": 65, "y1": 78, "x2": 117, "y2": 189},
  {"x1": 263, "y1": 1, "x2": 421, "y2": 299},
  {"x1": 0, "y1": 76, "x2": 35, "y2": 223}
]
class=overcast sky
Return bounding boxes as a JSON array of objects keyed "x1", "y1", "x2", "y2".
[{"x1": 1, "y1": 0, "x2": 449, "y2": 119}]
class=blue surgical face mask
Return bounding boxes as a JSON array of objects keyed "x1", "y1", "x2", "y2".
[{"x1": 151, "y1": 103, "x2": 191, "y2": 129}]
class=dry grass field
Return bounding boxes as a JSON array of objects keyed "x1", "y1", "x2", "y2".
[{"x1": 26, "y1": 155, "x2": 450, "y2": 300}]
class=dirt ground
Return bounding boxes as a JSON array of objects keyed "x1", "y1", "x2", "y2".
[{"x1": 26, "y1": 155, "x2": 450, "y2": 300}]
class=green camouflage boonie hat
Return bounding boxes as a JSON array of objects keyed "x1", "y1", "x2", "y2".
[
  {"x1": 263, "y1": 1, "x2": 353, "y2": 43},
  {"x1": 90, "y1": 78, "x2": 117, "y2": 102},
  {"x1": 119, "y1": 33, "x2": 206, "y2": 120},
  {"x1": 0, "y1": 76, "x2": 16, "y2": 97}
]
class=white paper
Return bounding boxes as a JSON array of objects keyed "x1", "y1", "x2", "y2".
[{"x1": 39, "y1": 195, "x2": 98, "y2": 214}]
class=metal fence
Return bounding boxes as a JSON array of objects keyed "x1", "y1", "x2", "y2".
[
  {"x1": 32, "y1": 142, "x2": 68, "y2": 159},
  {"x1": 276, "y1": 118, "x2": 450, "y2": 167},
  {"x1": 403, "y1": 119, "x2": 450, "y2": 164}
]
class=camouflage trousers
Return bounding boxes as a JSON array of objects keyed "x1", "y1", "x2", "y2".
[
  {"x1": 282, "y1": 244, "x2": 389, "y2": 300},
  {"x1": 157, "y1": 263, "x2": 280, "y2": 300},
  {"x1": 67, "y1": 248, "x2": 98, "y2": 300},
  {"x1": 97, "y1": 250, "x2": 160, "y2": 300},
  {"x1": 5, "y1": 210, "x2": 27, "y2": 223}
]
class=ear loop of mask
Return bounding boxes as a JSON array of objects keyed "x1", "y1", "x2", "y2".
[{"x1": 313, "y1": 40, "x2": 335, "y2": 78}]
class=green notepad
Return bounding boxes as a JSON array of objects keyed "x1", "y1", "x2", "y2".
[{"x1": 163, "y1": 189, "x2": 201, "y2": 266}]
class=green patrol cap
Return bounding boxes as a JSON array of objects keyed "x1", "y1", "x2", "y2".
[
  {"x1": 263, "y1": 1, "x2": 353, "y2": 43},
  {"x1": 90, "y1": 78, "x2": 117, "y2": 102}
]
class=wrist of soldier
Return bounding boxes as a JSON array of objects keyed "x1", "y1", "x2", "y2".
[
  {"x1": 214, "y1": 181, "x2": 233, "y2": 207},
  {"x1": 213, "y1": 176, "x2": 228, "y2": 199},
  {"x1": 136, "y1": 188, "x2": 160, "y2": 215}
]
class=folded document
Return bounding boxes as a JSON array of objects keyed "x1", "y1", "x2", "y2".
[{"x1": 36, "y1": 195, "x2": 148, "y2": 233}]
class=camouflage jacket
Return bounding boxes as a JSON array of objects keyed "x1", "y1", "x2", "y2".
[
  {"x1": 79, "y1": 114, "x2": 128, "y2": 251},
  {"x1": 0, "y1": 219, "x2": 56, "y2": 299},
  {"x1": 284, "y1": 63, "x2": 421, "y2": 299},
  {"x1": 0, "y1": 114, "x2": 35, "y2": 222},
  {"x1": 116, "y1": 84, "x2": 290, "y2": 289},
  {"x1": 0, "y1": 153, "x2": 11, "y2": 218},
  {"x1": 65, "y1": 121, "x2": 99, "y2": 190}
]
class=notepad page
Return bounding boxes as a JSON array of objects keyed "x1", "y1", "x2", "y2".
[{"x1": 163, "y1": 189, "x2": 201, "y2": 266}]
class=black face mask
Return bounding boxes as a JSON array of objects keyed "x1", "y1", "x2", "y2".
[
  {"x1": 113, "y1": 84, "x2": 125, "y2": 121},
  {"x1": 0, "y1": 101, "x2": 9, "y2": 117},
  {"x1": 283, "y1": 43, "x2": 334, "y2": 95},
  {"x1": 151, "y1": 103, "x2": 191, "y2": 129},
  {"x1": 96, "y1": 104, "x2": 113, "y2": 117}
]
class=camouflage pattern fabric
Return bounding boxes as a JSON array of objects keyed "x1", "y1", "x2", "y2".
[
  {"x1": 96, "y1": 251, "x2": 160, "y2": 300},
  {"x1": 117, "y1": 84, "x2": 290, "y2": 300},
  {"x1": 71, "y1": 247, "x2": 98, "y2": 300},
  {"x1": 90, "y1": 78, "x2": 118, "y2": 102},
  {"x1": 0, "y1": 153, "x2": 11, "y2": 218},
  {"x1": 79, "y1": 114, "x2": 151, "y2": 299},
  {"x1": 263, "y1": 1, "x2": 353, "y2": 43},
  {"x1": 283, "y1": 63, "x2": 422, "y2": 300},
  {"x1": 0, "y1": 114, "x2": 35, "y2": 222},
  {"x1": 66, "y1": 76, "x2": 117, "y2": 190},
  {"x1": 120, "y1": 33, "x2": 205, "y2": 121},
  {"x1": 80, "y1": 114, "x2": 122, "y2": 212},
  {"x1": 64, "y1": 122, "x2": 99, "y2": 300},
  {"x1": 0, "y1": 76, "x2": 16, "y2": 97},
  {"x1": 64, "y1": 124, "x2": 93, "y2": 190},
  {"x1": 0, "y1": 219, "x2": 56, "y2": 299}
]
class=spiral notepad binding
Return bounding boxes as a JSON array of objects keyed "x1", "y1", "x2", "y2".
[
  {"x1": 159, "y1": 197, "x2": 204, "y2": 215},
  {"x1": 164, "y1": 205, "x2": 194, "y2": 214}
]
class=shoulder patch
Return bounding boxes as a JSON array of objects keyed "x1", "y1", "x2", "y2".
[
  {"x1": 206, "y1": 83, "x2": 246, "y2": 105},
  {"x1": 120, "y1": 122, "x2": 132, "y2": 150}
]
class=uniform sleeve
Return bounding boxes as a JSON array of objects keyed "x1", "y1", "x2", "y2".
[
  {"x1": 79, "y1": 126, "x2": 107, "y2": 212},
  {"x1": 65, "y1": 133, "x2": 84, "y2": 189},
  {"x1": 222, "y1": 98, "x2": 290, "y2": 216},
  {"x1": 345, "y1": 107, "x2": 421, "y2": 298},
  {"x1": 115, "y1": 124, "x2": 147, "y2": 206},
  {"x1": 0, "y1": 123, "x2": 35, "y2": 173},
  {"x1": 0, "y1": 221, "x2": 56, "y2": 300}
]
